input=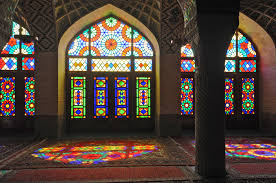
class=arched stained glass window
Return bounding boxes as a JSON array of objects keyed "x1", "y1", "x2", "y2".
[
  {"x1": 0, "y1": 22, "x2": 35, "y2": 119},
  {"x1": 180, "y1": 44, "x2": 195, "y2": 115},
  {"x1": 181, "y1": 30, "x2": 258, "y2": 125},
  {"x1": 66, "y1": 16, "x2": 154, "y2": 123}
]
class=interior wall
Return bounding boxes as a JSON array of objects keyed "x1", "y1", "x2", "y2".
[
  {"x1": 239, "y1": 13, "x2": 276, "y2": 132},
  {"x1": 58, "y1": 4, "x2": 160, "y2": 136}
]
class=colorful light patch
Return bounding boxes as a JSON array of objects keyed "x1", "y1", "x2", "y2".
[
  {"x1": 25, "y1": 77, "x2": 35, "y2": 116},
  {"x1": 32, "y1": 141, "x2": 159, "y2": 165},
  {"x1": 22, "y1": 57, "x2": 35, "y2": 70},
  {"x1": 134, "y1": 59, "x2": 152, "y2": 72},
  {"x1": 21, "y1": 42, "x2": 35, "y2": 55},
  {"x1": 226, "y1": 34, "x2": 236, "y2": 57},
  {"x1": 0, "y1": 77, "x2": 15, "y2": 116},
  {"x1": 239, "y1": 60, "x2": 256, "y2": 72},
  {"x1": 1, "y1": 38, "x2": 20, "y2": 54},
  {"x1": 226, "y1": 144, "x2": 276, "y2": 160},
  {"x1": 115, "y1": 77, "x2": 129, "y2": 118},
  {"x1": 225, "y1": 78, "x2": 234, "y2": 115},
  {"x1": 181, "y1": 78, "x2": 194, "y2": 115},
  {"x1": 225, "y1": 60, "x2": 235, "y2": 72},
  {"x1": 133, "y1": 30, "x2": 153, "y2": 57},
  {"x1": 71, "y1": 77, "x2": 86, "y2": 118},
  {"x1": 94, "y1": 77, "x2": 108, "y2": 118},
  {"x1": 69, "y1": 58, "x2": 87, "y2": 71},
  {"x1": 91, "y1": 17, "x2": 132, "y2": 57},
  {"x1": 136, "y1": 77, "x2": 151, "y2": 118},
  {"x1": 91, "y1": 59, "x2": 131, "y2": 72},
  {"x1": 68, "y1": 29, "x2": 89, "y2": 56},
  {"x1": 238, "y1": 32, "x2": 256, "y2": 57},
  {"x1": 181, "y1": 44, "x2": 194, "y2": 57},
  {"x1": 0, "y1": 57, "x2": 17, "y2": 70},
  {"x1": 242, "y1": 78, "x2": 255, "y2": 114},
  {"x1": 192, "y1": 141, "x2": 276, "y2": 160},
  {"x1": 181, "y1": 60, "x2": 195, "y2": 72}
]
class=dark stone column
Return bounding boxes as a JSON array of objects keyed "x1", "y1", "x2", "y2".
[{"x1": 195, "y1": 1, "x2": 240, "y2": 177}]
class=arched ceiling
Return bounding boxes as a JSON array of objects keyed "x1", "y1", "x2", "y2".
[
  {"x1": 240, "y1": 0, "x2": 276, "y2": 44},
  {"x1": 55, "y1": 0, "x2": 161, "y2": 40}
]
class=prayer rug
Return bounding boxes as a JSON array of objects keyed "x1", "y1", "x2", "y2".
[{"x1": 2, "y1": 137, "x2": 194, "y2": 169}]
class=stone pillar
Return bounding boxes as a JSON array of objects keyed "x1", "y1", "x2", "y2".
[{"x1": 195, "y1": 1, "x2": 240, "y2": 177}]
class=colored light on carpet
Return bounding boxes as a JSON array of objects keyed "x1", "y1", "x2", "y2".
[
  {"x1": 32, "y1": 141, "x2": 159, "y2": 165},
  {"x1": 192, "y1": 142, "x2": 276, "y2": 160}
]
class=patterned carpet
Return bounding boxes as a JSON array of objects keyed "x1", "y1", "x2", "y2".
[
  {"x1": 173, "y1": 137, "x2": 276, "y2": 163},
  {"x1": 2, "y1": 137, "x2": 195, "y2": 170},
  {"x1": 0, "y1": 141, "x2": 31, "y2": 161}
]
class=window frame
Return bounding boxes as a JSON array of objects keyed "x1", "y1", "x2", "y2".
[{"x1": 65, "y1": 15, "x2": 156, "y2": 122}]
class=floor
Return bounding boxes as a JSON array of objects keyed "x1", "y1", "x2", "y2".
[{"x1": 0, "y1": 132, "x2": 275, "y2": 183}]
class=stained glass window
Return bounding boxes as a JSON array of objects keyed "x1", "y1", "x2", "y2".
[
  {"x1": 22, "y1": 57, "x2": 35, "y2": 70},
  {"x1": 94, "y1": 77, "x2": 108, "y2": 118},
  {"x1": 25, "y1": 77, "x2": 35, "y2": 116},
  {"x1": 136, "y1": 77, "x2": 151, "y2": 118},
  {"x1": 71, "y1": 77, "x2": 86, "y2": 118},
  {"x1": 0, "y1": 77, "x2": 16, "y2": 116},
  {"x1": 181, "y1": 44, "x2": 194, "y2": 57},
  {"x1": 0, "y1": 22, "x2": 35, "y2": 120},
  {"x1": 180, "y1": 44, "x2": 195, "y2": 116},
  {"x1": 225, "y1": 31, "x2": 257, "y2": 117},
  {"x1": 133, "y1": 30, "x2": 154, "y2": 57},
  {"x1": 225, "y1": 60, "x2": 235, "y2": 72},
  {"x1": 1, "y1": 38, "x2": 20, "y2": 54},
  {"x1": 0, "y1": 57, "x2": 17, "y2": 70},
  {"x1": 238, "y1": 32, "x2": 256, "y2": 57},
  {"x1": 181, "y1": 78, "x2": 194, "y2": 115},
  {"x1": 21, "y1": 42, "x2": 35, "y2": 55},
  {"x1": 181, "y1": 60, "x2": 195, "y2": 72},
  {"x1": 67, "y1": 16, "x2": 154, "y2": 120},
  {"x1": 225, "y1": 78, "x2": 234, "y2": 115},
  {"x1": 134, "y1": 59, "x2": 152, "y2": 72},
  {"x1": 68, "y1": 29, "x2": 89, "y2": 56},
  {"x1": 226, "y1": 34, "x2": 236, "y2": 57},
  {"x1": 242, "y1": 78, "x2": 255, "y2": 114},
  {"x1": 239, "y1": 60, "x2": 256, "y2": 72},
  {"x1": 91, "y1": 59, "x2": 131, "y2": 72},
  {"x1": 69, "y1": 58, "x2": 87, "y2": 71},
  {"x1": 91, "y1": 17, "x2": 132, "y2": 57},
  {"x1": 115, "y1": 77, "x2": 129, "y2": 118}
]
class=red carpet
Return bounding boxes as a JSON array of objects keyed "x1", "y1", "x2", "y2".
[
  {"x1": 230, "y1": 163, "x2": 276, "y2": 175},
  {"x1": 6, "y1": 166, "x2": 187, "y2": 182}
]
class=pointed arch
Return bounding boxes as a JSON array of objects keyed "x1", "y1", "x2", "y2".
[{"x1": 58, "y1": 4, "x2": 160, "y2": 135}]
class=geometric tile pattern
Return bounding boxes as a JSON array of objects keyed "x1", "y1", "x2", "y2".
[
  {"x1": 0, "y1": 57, "x2": 17, "y2": 70},
  {"x1": 91, "y1": 59, "x2": 131, "y2": 72},
  {"x1": 240, "y1": 60, "x2": 256, "y2": 72},
  {"x1": 22, "y1": 57, "x2": 35, "y2": 70},
  {"x1": 134, "y1": 59, "x2": 153, "y2": 72},
  {"x1": 225, "y1": 60, "x2": 236, "y2": 72},
  {"x1": 69, "y1": 58, "x2": 87, "y2": 71}
]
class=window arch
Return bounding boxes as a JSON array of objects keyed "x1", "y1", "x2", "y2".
[
  {"x1": 180, "y1": 30, "x2": 258, "y2": 122},
  {"x1": 66, "y1": 16, "x2": 154, "y2": 121},
  {"x1": 0, "y1": 22, "x2": 35, "y2": 119}
]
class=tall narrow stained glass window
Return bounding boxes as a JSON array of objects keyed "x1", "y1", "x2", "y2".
[
  {"x1": 180, "y1": 44, "x2": 195, "y2": 115},
  {"x1": 71, "y1": 77, "x2": 86, "y2": 119},
  {"x1": 180, "y1": 30, "x2": 258, "y2": 122},
  {"x1": 0, "y1": 22, "x2": 35, "y2": 119},
  {"x1": 115, "y1": 77, "x2": 129, "y2": 118},
  {"x1": 94, "y1": 77, "x2": 108, "y2": 118},
  {"x1": 67, "y1": 16, "x2": 154, "y2": 121},
  {"x1": 136, "y1": 77, "x2": 151, "y2": 118}
]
